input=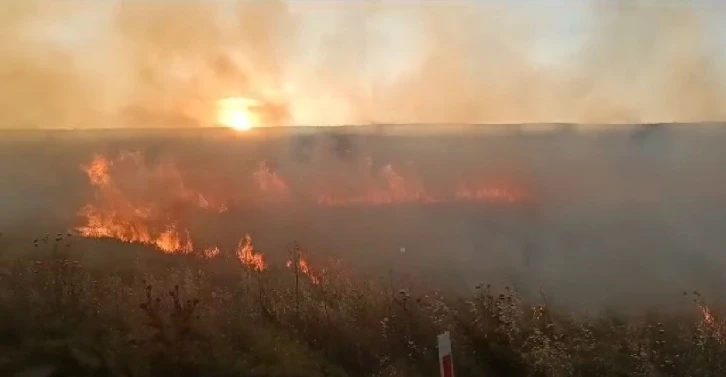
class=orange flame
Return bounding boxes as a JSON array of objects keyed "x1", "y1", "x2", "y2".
[
  {"x1": 701, "y1": 305, "x2": 716, "y2": 326},
  {"x1": 455, "y1": 183, "x2": 527, "y2": 203},
  {"x1": 698, "y1": 303, "x2": 725, "y2": 343},
  {"x1": 75, "y1": 153, "x2": 229, "y2": 254},
  {"x1": 236, "y1": 234, "x2": 266, "y2": 271},
  {"x1": 286, "y1": 251, "x2": 320, "y2": 285},
  {"x1": 317, "y1": 163, "x2": 435, "y2": 206},
  {"x1": 155, "y1": 226, "x2": 194, "y2": 254},
  {"x1": 197, "y1": 193, "x2": 229, "y2": 213},
  {"x1": 317, "y1": 162, "x2": 528, "y2": 206},
  {"x1": 202, "y1": 246, "x2": 221, "y2": 259},
  {"x1": 77, "y1": 152, "x2": 534, "y2": 256},
  {"x1": 83, "y1": 154, "x2": 112, "y2": 186},
  {"x1": 253, "y1": 161, "x2": 290, "y2": 199},
  {"x1": 76, "y1": 205, "x2": 152, "y2": 245}
]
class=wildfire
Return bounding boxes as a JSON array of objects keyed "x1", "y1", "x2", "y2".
[
  {"x1": 236, "y1": 234, "x2": 266, "y2": 271},
  {"x1": 318, "y1": 164, "x2": 435, "y2": 206},
  {"x1": 84, "y1": 154, "x2": 111, "y2": 186},
  {"x1": 696, "y1": 301, "x2": 724, "y2": 343},
  {"x1": 216, "y1": 97, "x2": 261, "y2": 131},
  {"x1": 197, "y1": 193, "x2": 229, "y2": 213},
  {"x1": 701, "y1": 305, "x2": 715, "y2": 326},
  {"x1": 202, "y1": 246, "x2": 221, "y2": 259},
  {"x1": 75, "y1": 151, "x2": 533, "y2": 259},
  {"x1": 455, "y1": 183, "x2": 528, "y2": 203},
  {"x1": 155, "y1": 226, "x2": 194, "y2": 254},
  {"x1": 76, "y1": 153, "x2": 227, "y2": 254},
  {"x1": 316, "y1": 161, "x2": 529, "y2": 206},
  {"x1": 76, "y1": 205, "x2": 152, "y2": 245},
  {"x1": 287, "y1": 249, "x2": 320, "y2": 285},
  {"x1": 252, "y1": 161, "x2": 290, "y2": 199}
]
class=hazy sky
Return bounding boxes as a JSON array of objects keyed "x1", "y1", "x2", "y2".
[{"x1": 2, "y1": 0, "x2": 726, "y2": 127}]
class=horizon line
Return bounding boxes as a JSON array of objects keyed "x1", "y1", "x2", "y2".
[{"x1": 1, "y1": 121, "x2": 726, "y2": 132}]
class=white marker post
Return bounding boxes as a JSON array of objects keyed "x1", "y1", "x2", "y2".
[{"x1": 437, "y1": 331, "x2": 454, "y2": 377}]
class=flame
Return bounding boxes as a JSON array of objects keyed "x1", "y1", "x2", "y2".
[
  {"x1": 701, "y1": 304, "x2": 716, "y2": 326},
  {"x1": 236, "y1": 234, "x2": 266, "y2": 271},
  {"x1": 202, "y1": 246, "x2": 221, "y2": 259},
  {"x1": 84, "y1": 154, "x2": 112, "y2": 186},
  {"x1": 455, "y1": 183, "x2": 527, "y2": 203},
  {"x1": 155, "y1": 225, "x2": 194, "y2": 254},
  {"x1": 197, "y1": 193, "x2": 229, "y2": 213},
  {"x1": 76, "y1": 152, "x2": 533, "y2": 258},
  {"x1": 317, "y1": 162, "x2": 528, "y2": 206},
  {"x1": 76, "y1": 153, "x2": 228, "y2": 253},
  {"x1": 286, "y1": 251, "x2": 320, "y2": 285},
  {"x1": 76, "y1": 205, "x2": 153, "y2": 245},
  {"x1": 317, "y1": 163, "x2": 435, "y2": 206},
  {"x1": 252, "y1": 161, "x2": 290, "y2": 199},
  {"x1": 78, "y1": 152, "x2": 530, "y2": 217},
  {"x1": 76, "y1": 203, "x2": 193, "y2": 254},
  {"x1": 698, "y1": 303, "x2": 725, "y2": 343},
  {"x1": 216, "y1": 97, "x2": 261, "y2": 131},
  {"x1": 73, "y1": 151, "x2": 533, "y2": 286}
]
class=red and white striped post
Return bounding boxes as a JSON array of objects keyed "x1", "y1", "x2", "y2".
[{"x1": 437, "y1": 331, "x2": 454, "y2": 377}]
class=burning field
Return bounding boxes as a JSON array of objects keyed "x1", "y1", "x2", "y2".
[
  {"x1": 2, "y1": 124, "x2": 726, "y2": 376},
  {"x1": 2, "y1": 124, "x2": 726, "y2": 308},
  {"x1": 75, "y1": 149, "x2": 529, "y2": 256},
  {"x1": 3, "y1": 0, "x2": 726, "y2": 374}
]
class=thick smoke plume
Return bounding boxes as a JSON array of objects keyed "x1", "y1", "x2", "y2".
[{"x1": 0, "y1": 0, "x2": 724, "y2": 128}]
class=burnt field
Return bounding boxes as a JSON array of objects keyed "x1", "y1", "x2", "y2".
[{"x1": 2, "y1": 124, "x2": 726, "y2": 311}]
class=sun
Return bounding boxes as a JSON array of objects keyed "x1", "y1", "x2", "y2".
[
  {"x1": 216, "y1": 97, "x2": 261, "y2": 131},
  {"x1": 218, "y1": 107, "x2": 254, "y2": 131}
]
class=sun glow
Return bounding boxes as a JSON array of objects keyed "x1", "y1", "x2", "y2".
[{"x1": 216, "y1": 97, "x2": 261, "y2": 131}]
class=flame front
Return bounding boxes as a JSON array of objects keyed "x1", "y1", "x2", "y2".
[
  {"x1": 236, "y1": 234, "x2": 266, "y2": 271},
  {"x1": 75, "y1": 153, "x2": 227, "y2": 254},
  {"x1": 317, "y1": 164, "x2": 435, "y2": 206},
  {"x1": 701, "y1": 305, "x2": 716, "y2": 326},
  {"x1": 316, "y1": 160, "x2": 528, "y2": 206},
  {"x1": 202, "y1": 246, "x2": 221, "y2": 259},
  {"x1": 697, "y1": 303, "x2": 724, "y2": 343},
  {"x1": 286, "y1": 247, "x2": 320, "y2": 285},
  {"x1": 253, "y1": 161, "x2": 290, "y2": 199},
  {"x1": 455, "y1": 183, "x2": 527, "y2": 203},
  {"x1": 84, "y1": 154, "x2": 111, "y2": 186},
  {"x1": 75, "y1": 152, "x2": 533, "y2": 258}
]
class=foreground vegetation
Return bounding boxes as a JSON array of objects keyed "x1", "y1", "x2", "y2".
[{"x1": 0, "y1": 235, "x2": 724, "y2": 377}]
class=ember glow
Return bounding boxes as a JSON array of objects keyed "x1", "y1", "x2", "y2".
[
  {"x1": 701, "y1": 305, "x2": 715, "y2": 326},
  {"x1": 698, "y1": 304, "x2": 724, "y2": 343},
  {"x1": 216, "y1": 97, "x2": 261, "y2": 131}
]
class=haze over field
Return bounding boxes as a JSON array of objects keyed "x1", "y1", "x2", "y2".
[
  {"x1": 0, "y1": 125, "x2": 724, "y2": 313},
  {"x1": 2, "y1": 0, "x2": 726, "y2": 128},
  {"x1": 5, "y1": 2, "x2": 726, "y2": 376},
  {"x1": 2, "y1": 0, "x2": 726, "y2": 313}
]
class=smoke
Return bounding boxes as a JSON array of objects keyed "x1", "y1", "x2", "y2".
[
  {"x1": 0, "y1": 0, "x2": 724, "y2": 128},
  {"x1": 3, "y1": 124, "x2": 726, "y2": 313}
]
